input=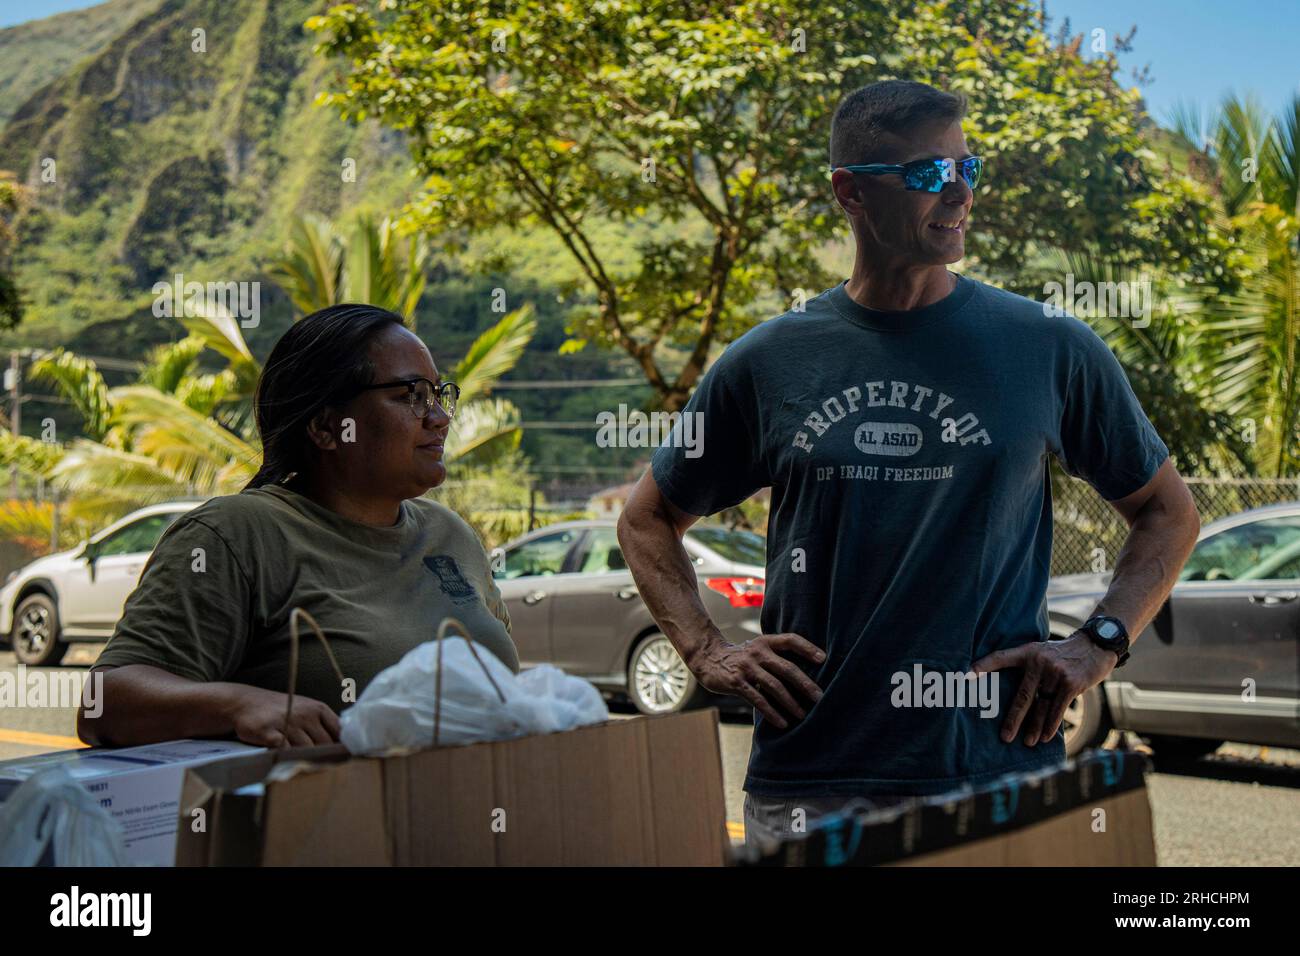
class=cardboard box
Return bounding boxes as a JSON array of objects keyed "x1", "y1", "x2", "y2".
[
  {"x1": 737, "y1": 748, "x2": 1156, "y2": 867},
  {"x1": 0, "y1": 739, "x2": 261, "y2": 866},
  {"x1": 177, "y1": 708, "x2": 728, "y2": 866},
  {"x1": 175, "y1": 743, "x2": 388, "y2": 866},
  {"x1": 891, "y1": 786, "x2": 1154, "y2": 866}
]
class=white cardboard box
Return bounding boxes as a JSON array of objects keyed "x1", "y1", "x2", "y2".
[{"x1": 0, "y1": 739, "x2": 261, "y2": 865}]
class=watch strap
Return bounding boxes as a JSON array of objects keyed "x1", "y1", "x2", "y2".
[{"x1": 1082, "y1": 615, "x2": 1130, "y2": 667}]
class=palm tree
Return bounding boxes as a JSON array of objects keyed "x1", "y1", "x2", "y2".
[
  {"x1": 26, "y1": 349, "x2": 112, "y2": 441},
  {"x1": 1033, "y1": 244, "x2": 1247, "y2": 476},
  {"x1": 1021, "y1": 95, "x2": 1300, "y2": 479},
  {"x1": 0, "y1": 342, "x2": 254, "y2": 551},
  {"x1": 0, "y1": 435, "x2": 80, "y2": 549},
  {"x1": 24, "y1": 343, "x2": 260, "y2": 514},
  {"x1": 266, "y1": 213, "x2": 427, "y2": 320},
  {"x1": 12, "y1": 214, "x2": 539, "y2": 539},
  {"x1": 266, "y1": 213, "x2": 536, "y2": 466},
  {"x1": 1171, "y1": 94, "x2": 1300, "y2": 475}
]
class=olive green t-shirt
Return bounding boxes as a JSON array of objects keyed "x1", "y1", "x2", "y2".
[{"x1": 94, "y1": 484, "x2": 518, "y2": 713}]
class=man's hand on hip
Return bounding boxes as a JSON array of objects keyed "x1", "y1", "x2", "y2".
[
  {"x1": 972, "y1": 634, "x2": 1117, "y2": 747},
  {"x1": 689, "y1": 633, "x2": 825, "y2": 730}
]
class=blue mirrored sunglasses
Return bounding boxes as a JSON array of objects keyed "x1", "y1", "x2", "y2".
[{"x1": 830, "y1": 156, "x2": 983, "y2": 193}]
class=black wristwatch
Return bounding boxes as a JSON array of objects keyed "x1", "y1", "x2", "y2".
[{"x1": 1078, "y1": 615, "x2": 1130, "y2": 667}]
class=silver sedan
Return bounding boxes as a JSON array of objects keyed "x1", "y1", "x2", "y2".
[{"x1": 492, "y1": 520, "x2": 765, "y2": 714}]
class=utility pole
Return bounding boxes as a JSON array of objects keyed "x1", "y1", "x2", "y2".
[
  {"x1": 6, "y1": 350, "x2": 18, "y2": 499},
  {"x1": 50, "y1": 486, "x2": 60, "y2": 553}
]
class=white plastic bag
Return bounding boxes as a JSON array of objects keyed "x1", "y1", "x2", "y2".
[
  {"x1": 0, "y1": 766, "x2": 127, "y2": 866},
  {"x1": 511, "y1": 664, "x2": 609, "y2": 734},
  {"x1": 340, "y1": 635, "x2": 609, "y2": 755}
]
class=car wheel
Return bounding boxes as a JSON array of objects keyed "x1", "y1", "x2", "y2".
[
  {"x1": 1145, "y1": 735, "x2": 1223, "y2": 765},
  {"x1": 11, "y1": 593, "x2": 67, "y2": 666},
  {"x1": 627, "y1": 632, "x2": 704, "y2": 715},
  {"x1": 1063, "y1": 685, "x2": 1111, "y2": 757}
]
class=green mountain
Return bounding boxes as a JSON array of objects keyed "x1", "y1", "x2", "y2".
[
  {"x1": 0, "y1": 0, "x2": 164, "y2": 124},
  {"x1": 0, "y1": 0, "x2": 415, "y2": 359},
  {"x1": 0, "y1": 0, "x2": 653, "y2": 486}
]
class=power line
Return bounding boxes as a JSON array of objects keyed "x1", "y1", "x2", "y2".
[
  {"x1": 530, "y1": 465, "x2": 643, "y2": 473},
  {"x1": 519, "y1": 421, "x2": 609, "y2": 430},
  {"x1": 11, "y1": 346, "x2": 143, "y2": 372},
  {"x1": 491, "y1": 378, "x2": 646, "y2": 389},
  {"x1": 12, "y1": 349, "x2": 650, "y2": 386},
  {"x1": 11, "y1": 393, "x2": 75, "y2": 405},
  {"x1": 11, "y1": 345, "x2": 658, "y2": 388}
]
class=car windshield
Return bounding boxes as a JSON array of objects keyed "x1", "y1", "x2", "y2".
[
  {"x1": 94, "y1": 512, "x2": 184, "y2": 557},
  {"x1": 686, "y1": 527, "x2": 767, "y2": 566},
  {"x1": 499, "y1": 529, "x2": 580, "y2": 579},
  {"x1": 1179, "y1": 515, "x2": 1300, "y2": 581}
]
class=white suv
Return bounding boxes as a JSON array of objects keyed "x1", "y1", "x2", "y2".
[{"x1": 0, "y1": 502, "x2": 199, "y2": 665}]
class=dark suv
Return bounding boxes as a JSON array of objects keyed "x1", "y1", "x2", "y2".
[{"x1": 1049, "y1": 501, "x2": 1300, "y2": 758}]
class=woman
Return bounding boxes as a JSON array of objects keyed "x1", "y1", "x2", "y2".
[{"x1": 78, "y1": 304, "x2": 518, "y2": 748}]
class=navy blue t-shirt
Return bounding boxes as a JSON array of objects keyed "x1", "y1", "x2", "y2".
[{"x1": 651, "y1": 273, "x2": 1169, "y2": 798}]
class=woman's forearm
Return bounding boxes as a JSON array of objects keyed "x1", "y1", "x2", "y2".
[{"x1": 78, "y1": 664, "x2": 240, "y2": 747}]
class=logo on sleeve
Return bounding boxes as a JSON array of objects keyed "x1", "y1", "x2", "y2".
[{"x1": 423, "y1": 555, "x2": 478, "y2": 604}]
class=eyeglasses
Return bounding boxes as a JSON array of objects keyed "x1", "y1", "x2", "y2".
[
  {"x1": 830, "y1": 156, "x2": 983, "y2": 193},
  {"x1": 355, "y1": 377, "x2": 460, "y2": 419}
]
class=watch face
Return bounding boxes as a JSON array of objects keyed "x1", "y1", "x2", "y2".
[{"x1": 1095, "y1": 619, "x2": 1121, "y2": 640}]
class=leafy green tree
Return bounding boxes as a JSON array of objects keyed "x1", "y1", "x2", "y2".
[
  {"x1": 895, "y1": 4, "x2": 1234, "y2": 293},
  {"x1": 306, "y1": 0, "x2": 1229, "y2": 410},
  {"x1": 0, "y1": 170, "x2": 27, "y2": 329},
  {"x1": 307, "y1": 0, "x2": 888, "y2": 410}
]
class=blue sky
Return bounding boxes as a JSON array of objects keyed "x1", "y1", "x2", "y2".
[
  {"x1": 4, "y1": 0, "x2": 1298, "y2": 125},
  {"x1": 1046, "y1": 0, "x2": 1300, "y2": 124},
  {"x1": 1, "y1": 0, "x2": 99, "y2": 27}
]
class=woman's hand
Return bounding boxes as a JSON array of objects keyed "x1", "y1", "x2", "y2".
[
  {"x1": 78, "y1": 664, "x2": 341, "y2": 749},
  {"x1": 225, "y1": 684, "x2": 341, "y2": 748}
]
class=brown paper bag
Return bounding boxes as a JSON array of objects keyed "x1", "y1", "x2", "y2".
[{"x1": 177, "y1": 612, "x2": 728, "y2": 866}]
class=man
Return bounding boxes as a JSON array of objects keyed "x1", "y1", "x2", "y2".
[{"x1": 616, "y1": 79, "x2": 1200, "y2": 851}]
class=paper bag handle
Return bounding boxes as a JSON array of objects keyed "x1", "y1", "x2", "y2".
[
  {"x1": 281, "y1": 607, "x2": 347, "y2": 746},
  {"x1": 433, "y1": 616, "x2": 507, "y2": 747}
]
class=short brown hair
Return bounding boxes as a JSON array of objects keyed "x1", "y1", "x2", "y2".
[{"x1": 829, "y1": 79, "x2": 967, "y2": 167}]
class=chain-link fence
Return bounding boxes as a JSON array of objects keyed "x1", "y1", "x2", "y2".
[
  {"x1": 0, "y1": 474, "x2": 624, "y2": 576},
  {"x1": 1051, "y1": 474, "x2": 1300, "y2": 576},
  {"x1": 3, "y1": 474, "x2": 1297, "y2": 579},
  {"x1": 453, "y1": 472, "x2": 1300, "y2": 575}
]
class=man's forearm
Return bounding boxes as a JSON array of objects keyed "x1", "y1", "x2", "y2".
[
  {"x1": 617, "y1": 507, "x2": 724, "y2": 667},
  {"x1": 1090, "y1": 490, "x2": 1199, "y2": 644}
]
